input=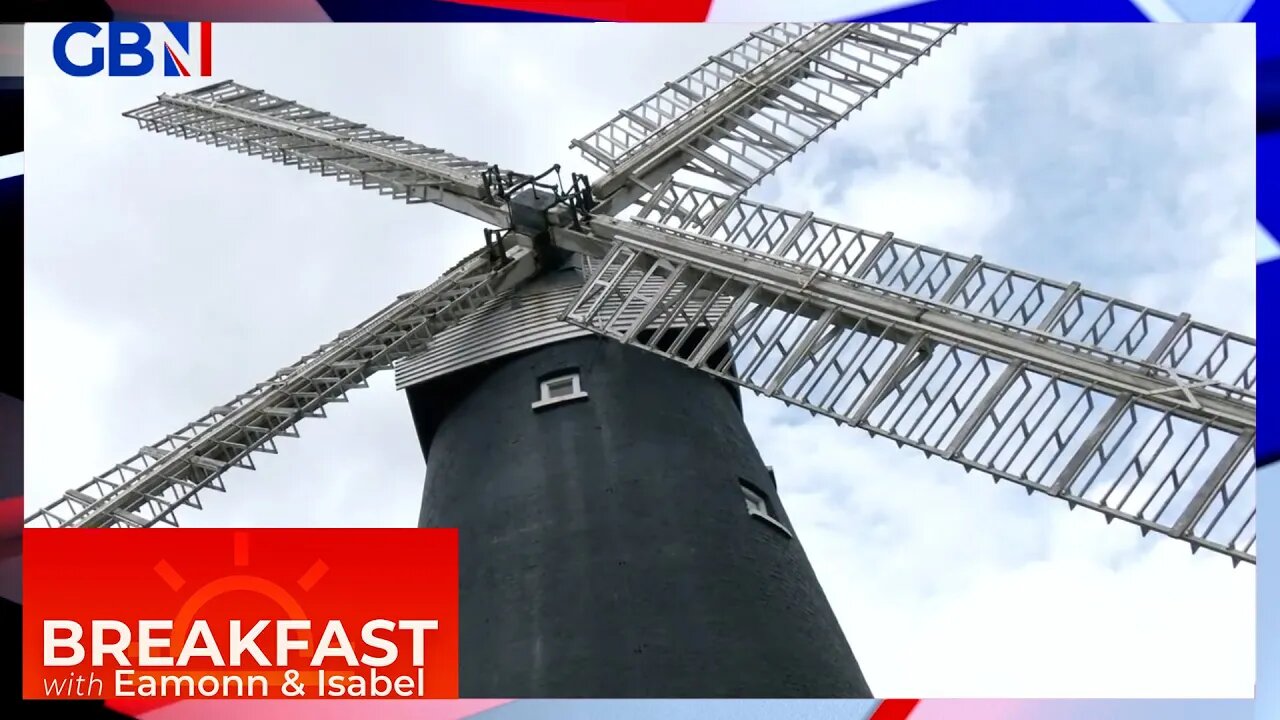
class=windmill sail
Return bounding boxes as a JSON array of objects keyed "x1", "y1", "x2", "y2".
[
  {"x1": 574, "y1": 22, "x2": 959, "y2": 214},
  {"x1": 25, "y1": 247, "x2": 531, "y2": 530},
  {"x1": 123, "y1": 80, "x2": 525, "y2": 227},
  {"x1": 558, "y1": 200, "x2": 1256, "y2": 565}
]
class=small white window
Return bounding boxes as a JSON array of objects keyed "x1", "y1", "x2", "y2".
[
  {"x1": 532, "y1": 371, "x2": 589, "y2": 409},
  {"x1": 740, "y1": 479, "x2": 792, "y2": 538},
  {"x1": 742, "y1": 484, "x2": 770, "y2": 516}
]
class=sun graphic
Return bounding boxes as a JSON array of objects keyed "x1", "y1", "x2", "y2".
[{"x1": 143, "y1": 531, "x2": 329, "y2": 689}]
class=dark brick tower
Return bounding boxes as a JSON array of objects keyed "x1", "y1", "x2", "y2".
[{"x1": 406, "y1": 269, "x2": 871, "y2": 698}]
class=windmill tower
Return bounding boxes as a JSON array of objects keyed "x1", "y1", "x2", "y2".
[{"x1": 26, "y1": 23, "x2": 1256, "y2": 699}]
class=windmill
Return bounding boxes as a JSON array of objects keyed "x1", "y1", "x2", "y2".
[{"x1": 25, "y1": 22, "x2": 1256, "y2": 698}]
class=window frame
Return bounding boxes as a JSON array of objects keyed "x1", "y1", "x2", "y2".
[
  {"x1": 738, "y1": 478, "x2": 792, "y2": 538},
  {"x1": 531, "y1": 370, "x2": 589, "y2": 410}
]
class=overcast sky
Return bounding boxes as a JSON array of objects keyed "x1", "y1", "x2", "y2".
[{"x1": 23, "y1": 23, "x2": 1255, "y2": 697}]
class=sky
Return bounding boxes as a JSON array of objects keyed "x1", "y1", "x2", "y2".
[{"x1": 22, "y1": 23, "x2": 1256, "y2": 698}]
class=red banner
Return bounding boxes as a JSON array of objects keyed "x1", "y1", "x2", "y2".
[{"x1": 23, "y1": 528, "x2": 458, "y2": 701}]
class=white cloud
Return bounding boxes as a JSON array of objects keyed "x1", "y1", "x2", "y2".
[
  {"x1": 776, "y1": 158, "x2": 1013, "y2": 256},
  {"x1": 23, "y1": 286, "x2": 123, "y2": 502},
  {"x1": 23, "y1": 23, "x2": 1254, "y2": 697}
]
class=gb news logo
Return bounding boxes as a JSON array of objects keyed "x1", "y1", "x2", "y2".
[
  {"x1": 23, "y1": 528, "x2": 460, "y2": 700},
  {"x1": 53, "y1": 22, "x2": 212, "y2": 77}
]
